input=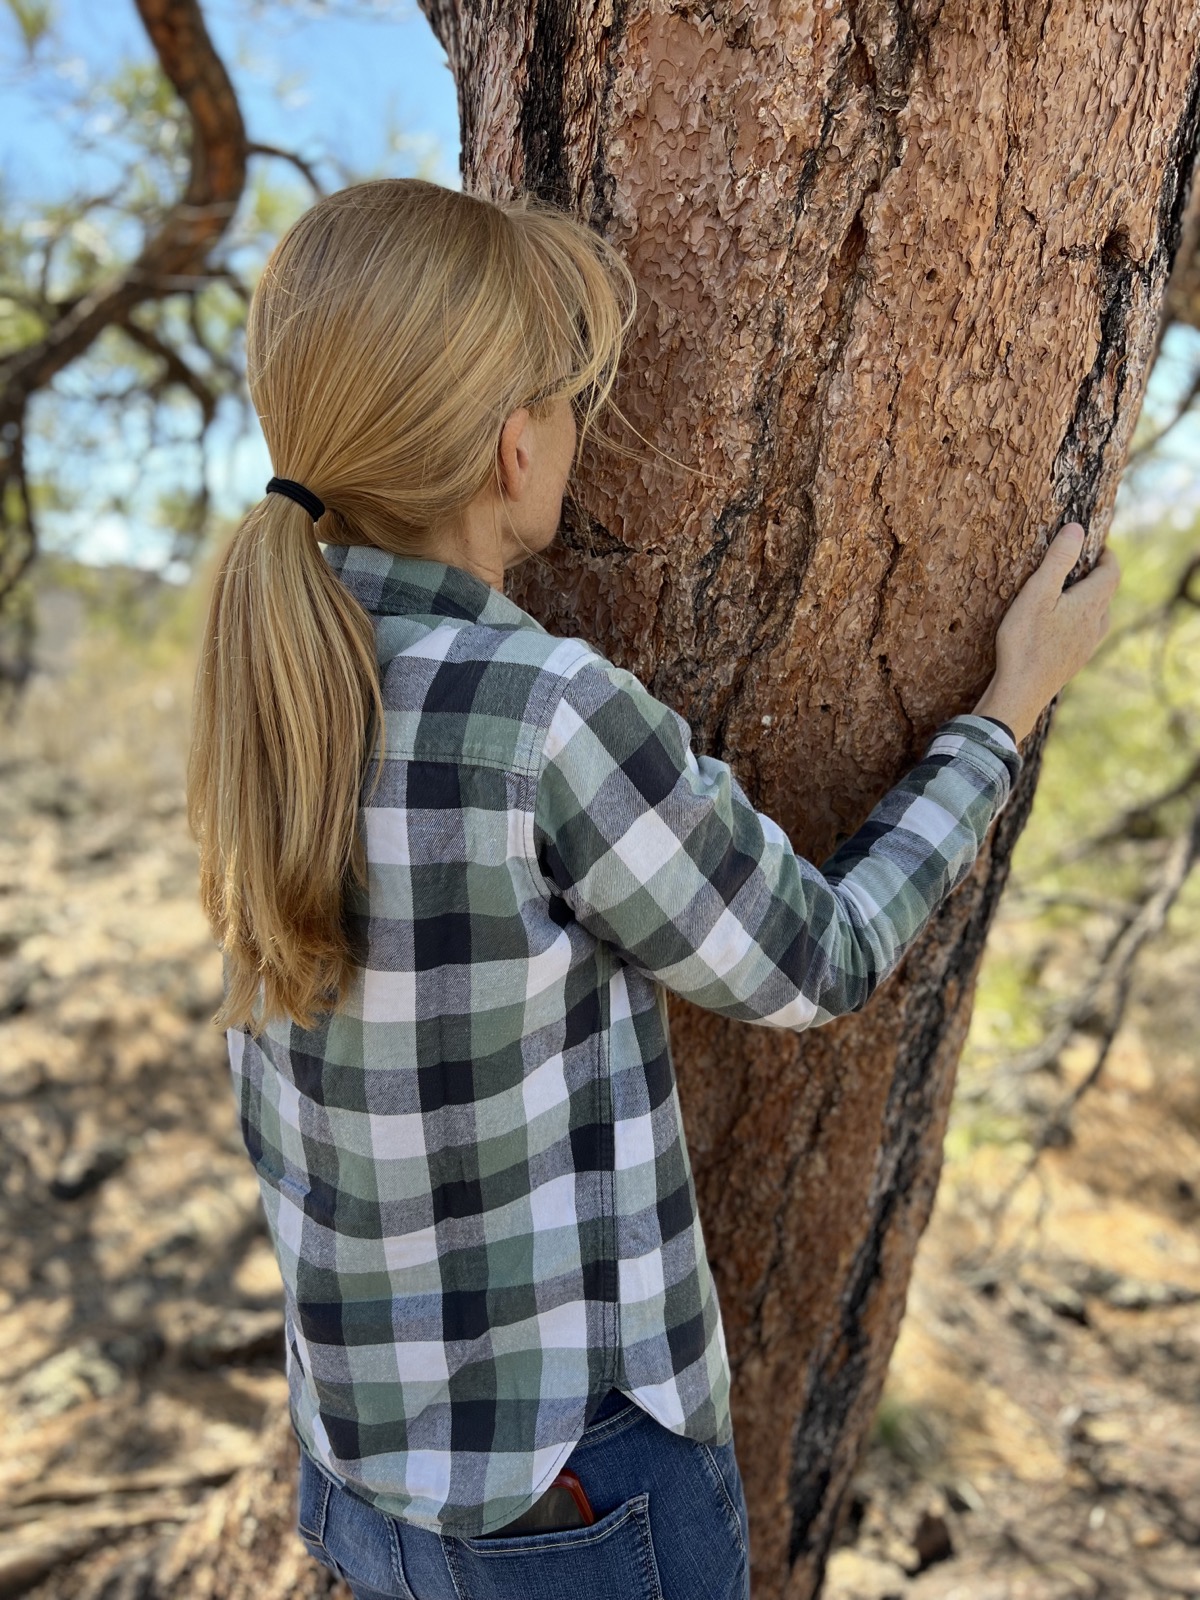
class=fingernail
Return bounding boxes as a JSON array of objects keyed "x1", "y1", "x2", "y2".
[{"x1": 1063, "y1": 522, "x2": 1084, "y2": 539}]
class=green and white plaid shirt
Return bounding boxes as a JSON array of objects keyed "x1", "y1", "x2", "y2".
[{"x1": 226, "y1": 542, "x2": 1021, "y2": 1537}]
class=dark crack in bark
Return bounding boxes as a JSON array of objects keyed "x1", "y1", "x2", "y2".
[
  {"x1": 786, "y1": 706, "x2": 1054, "y2": 1575},
  {"x1": 518, "y1": 0, "x2": 579, "y2": 207},
  {"x1": 695, "y1": 7, "x2": 922, "y2": 768},
  {"x1": 1052, "y1": 43, "x2": 1200, "y2": 529}
]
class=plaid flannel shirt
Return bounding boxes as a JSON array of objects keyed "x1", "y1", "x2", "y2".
[{"x1": 225, "y1": 541, "x2": 1022, "y2": 1537}]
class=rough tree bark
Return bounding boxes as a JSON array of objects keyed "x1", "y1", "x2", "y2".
[
  {"x1": 1164, "y1": 143, "x2": 1200, "y2": 334},
  {"x1": 413, "y1": 4, "x2": 1200, "y2": 1597}
]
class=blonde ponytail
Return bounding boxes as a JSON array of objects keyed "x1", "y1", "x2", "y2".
[
  {"x1": 187, "y1": 178, "x2": 639, "y2": 1032},
  {"x1": 188, "y1": 496, "x2": 384, "y2": 1032}
]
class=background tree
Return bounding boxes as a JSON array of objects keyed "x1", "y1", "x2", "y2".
[
  {"x1": 0, "y1": 0, "x2": 384, "y2": 689},
  {"x1": 0, "y1": 0, "x2": 249, "y2": 684}
]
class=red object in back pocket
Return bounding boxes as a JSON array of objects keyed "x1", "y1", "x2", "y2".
[{"x1": 479, "y1": 1469, "x2": 596, "y2": 1537}]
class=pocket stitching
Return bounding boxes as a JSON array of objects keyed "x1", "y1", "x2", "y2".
[
  {"x1": 634, "y1": 1490, "x2": 666, "y2": 1600},
  {"x1": 386, "y1": 1513, "x2": 418, "y2": 1600},
  {"x1": 697, "y1": 1443, "x2": 747, "y2": 1561},
  {"x1": 455, "y1": 1490, "x2": 646, "y2": 1557},
  {"x1": 297, "y1": 1454, "x2": 332, "y2": 1550}
]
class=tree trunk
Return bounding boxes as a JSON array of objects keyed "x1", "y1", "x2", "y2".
[
  {"x1": 1163, "y1": 126, "x2": 1200, "y2": 336},
  {"x1": 417, "y1": 4, "x2": 1200, "y2": 1595}
]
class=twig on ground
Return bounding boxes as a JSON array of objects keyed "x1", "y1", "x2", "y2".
[
  {"x1": 983, "y1": 801, "x2": 1200, "y2": 1232},
  {"x1": 995, "y1": 801, "x2": 1200, "y2": 1090},
  {"x1": 3, "y1": 1463, "x2": 244, "y2": 1514},
  {"x1": 1035, "y1": 751, "x2": 1200, "y2": 875}
]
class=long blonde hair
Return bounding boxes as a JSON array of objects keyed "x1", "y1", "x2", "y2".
[{"x1": 187, "y1": 179, "x2": 638, "y2": 1035}]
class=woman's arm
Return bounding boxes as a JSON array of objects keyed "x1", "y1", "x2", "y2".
[
  {"x1": 531, "y1": 520, "x2": 1121, "y2": 1028},
  {"x1": 531, "y1": 656, "x2": 1018, "y2": 1029}
]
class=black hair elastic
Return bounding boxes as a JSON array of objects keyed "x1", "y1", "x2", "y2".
[{"x1": 266, "y1": 476, "x2": 326, "y2": 521}]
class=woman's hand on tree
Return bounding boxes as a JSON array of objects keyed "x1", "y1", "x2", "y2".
[{"x1": 972, "y1": 521, "x2": 1122, "y2": 745}]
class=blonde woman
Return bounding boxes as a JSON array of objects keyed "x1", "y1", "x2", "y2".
[{"x1": 188, "y1": 178, "x2": 1119, "y2": 1600}]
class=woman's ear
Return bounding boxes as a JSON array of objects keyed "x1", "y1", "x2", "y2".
[{"x1": 496, "y1": 407, "x2": 533, "y2": 501}]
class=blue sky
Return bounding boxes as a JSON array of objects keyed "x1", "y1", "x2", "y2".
[
  {"x1": 2, "y1": 1, "x2": 1198, "y2": 573},
  {"x1": 0, "y1": 1, "x2": 461, "y2": 198},
  {"x1": 1, "y1": 0, "x2": 463, "y2": 573}
]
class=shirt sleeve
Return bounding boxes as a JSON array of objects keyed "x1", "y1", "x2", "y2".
[
  {"x1": 975, "y1": 712, "x2": 1018, "y2": 744},
  {"x1": 530, "y1": 656, "x2": 1022, "y2": 1029}
]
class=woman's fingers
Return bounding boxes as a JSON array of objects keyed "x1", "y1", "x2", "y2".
[
  {"x1": 1064, "y1": 541, "x2": 1121, "y2": 614},
  {"x1": 1039, "y1": 522, "x2": 1085, "y2": 588}
]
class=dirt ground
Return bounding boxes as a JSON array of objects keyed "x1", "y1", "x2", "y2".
[
  {"x1": 824, "y1": 943, "x2": 1200, "y2": 1599},
  {"x1": 1, "y1": 598, "x2": 1197, "y2": 1599}
]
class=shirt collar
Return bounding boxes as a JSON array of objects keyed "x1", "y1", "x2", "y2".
[{"x1": 320, "y1": 541, "x2": 547, "y2": 634}]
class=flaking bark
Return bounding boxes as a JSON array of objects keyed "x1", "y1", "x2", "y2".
[{"x1": 417, "y1": 3, "x2": 1200, "y2": 1595}]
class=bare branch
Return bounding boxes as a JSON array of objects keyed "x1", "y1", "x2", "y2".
[
  {"x1": 0, "y1": 0, "x2": 247, "y2": 426},
  {"x1": 1084, "y1": 546, "x2": 1200, "y2": 683},
  {"x1": 1001, "y1": 886, "x2": 1139, "y2": 918},
  {"x1": 119, "y1": 319, "x2": 218, "y2": 425},
  {"x1": 1123, "y1": 362, "x2": 1200, "y2": 464},
  {"x1": 248, "y1": 140, "x2": 325, "y2": 195},
  {"x1": 975, "y1": 799, "x2": 1200, "y2": 1251},
  {"x1": 994, "y1": 797, "x2": 1200, "y2": 1118},
  {"x1": 1036, "y1": 749, "x2": 1200, "y2": 873},
  {"x1": 0, "y1": 419, "x2": 38, "y2": 616},
  {"x1": 120, "y1": 312, "x2": 220, "y2": 422}
]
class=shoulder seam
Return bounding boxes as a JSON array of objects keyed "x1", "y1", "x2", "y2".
[
  {"x1": 518, "y1": 639, "x2": 605, "y2": 778},
  {"x1": 519, "y1": 645, "x2": 610, "y2": 904}
]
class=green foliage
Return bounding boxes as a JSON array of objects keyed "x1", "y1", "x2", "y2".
[
  {"x1": 4, "y1": 0, "x2": 55, "y2": 55},
  {"x1": 1018, "y1": 510, "x2": 1200, "y2": 908},
  {"x1": 869, "y1": 1396, "x2": 946, "y2": 1471},
  {"x1": 943, "y1": 1103, "x2": 1029, "y2": 1164},
  {"x1": 953, "y1": 502, "x2": 1200, "y2": 1147},
  {"x1": 962, "y1": 948, "x2": 1052, "y2": 1059}
]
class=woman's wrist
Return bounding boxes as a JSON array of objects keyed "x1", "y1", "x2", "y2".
[{"x1": 971, "y1": 679, "x2": 1032, "y2": 746}]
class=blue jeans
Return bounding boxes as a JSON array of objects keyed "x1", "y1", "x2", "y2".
[{"x1": 296, "y1": 1388, "x2": 751, "y2": 1600}]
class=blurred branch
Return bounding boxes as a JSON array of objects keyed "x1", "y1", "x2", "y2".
[
  {"x1": 248, "y1": 140, "x2": 325, "y2": 195},
  {"x1": 1168, "y1": 548, "x2": 1200, "y2": 608},
  {"x1": 984, "y1": 800, "x2": 1200, "y2": 1226},
  {"x1": 1042, "y1": 806, "x2": 1198, "y2": 1120},
  {"x1": 184, "y1": 288, "x2": 243, "y2": 374},
  {"x1": 0, "y1": 0, "x2": 246, "y2": 417},
  {"x1": 1086, "y1": 544, "x2": 1200, "y2": 671},
  {"x1": 1034, "y1": 749, "x2": 1200, "y2": 873},
  {"x1": 119, "y1": 320, "x2": 218, "y2": 425},
  {"x1": 0, "y1": 420, "x2": 37, "y2": 691},
  {"x1": 1019, "y1": 820, "x2": 1197, "y2": 1083},
  {"x1": 0, "y1": 0, "x2": 247, "y2": 612},
  {"x1": 30, "y1": 183, "x2": 131, "y2": 308},
  {"x1": 992, "y1": 793, "x2": 1196, "y2": 1107},
  {"x1": 1123, "y1": 363, "x2": 1200, "y2": 465},
  {"x1": 1001, "y1": 886, "x2": 1138, "y2": 918}
]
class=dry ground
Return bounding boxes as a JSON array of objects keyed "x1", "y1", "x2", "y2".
[
  {"x1": 824, "y1": 934, "x2": 1200, "y2": 1599},
  {"x1": 1, "y1": 587, "x2": 1196, "y2": 1599}
]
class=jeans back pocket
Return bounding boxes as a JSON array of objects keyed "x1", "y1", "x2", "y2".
[{"x1": 443, "y1": 1490, "x2": 663, "y2": 1600}]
